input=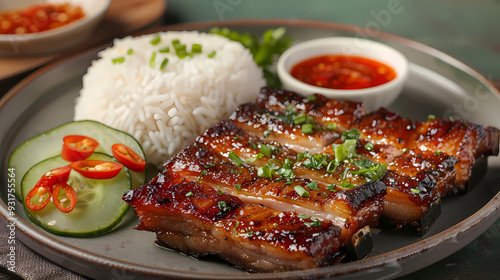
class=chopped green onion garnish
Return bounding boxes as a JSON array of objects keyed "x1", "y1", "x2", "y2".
[
  {"x1": 160, "y1": 58, "x2": 169, "y2": 70},
  {"x1": 126, "y1": 49, "x2": 133, "y2": 55},
  {"x1": 427, "y1": 114, "x2": 436, "y2": 121},
  {"x1": 306, "y1": 181, "x2": 320, "y2": 190},
  {"x1": 112, "y1": 57, "x2": 125, "y2": 64},
  {"x1": 326, "y1": 160, "x2": 337, "y2": 173},
  {"x1": 341, "y1": 129, "x2": 360, "y2": 142},
  {"x1": 327, "y1": 184, "x2": 337, "y2": 192},
  {"x1": 249, "y1": 141, "x2": 258, "y2": 149},
  {"x1": 300, "y1": 152, "x2": 329, "y2": 170},
  {"x1": 201, "y1": 163, "x2": 215, "y2": 168},
  {"x1": 228, "y1": 152, "x2": 244, "y2": 167},
  {"x1": 341, "y1": 167, "x2": 350, "y2": 179},
  {"x1": 149, "y1": 52, "x2": 156, "y2": 68},
  {"x1": 263, "y1": 130, "x2": 271, "y2": 138},
  {"x1": 284, "y1": 179, "x2": 293, "y2": 185},
  {"x1": 286, "y1": 104, "x2": 297, "y2": 114},
  {"x1": 292, "y1": 114, "x2": 308, "y2": 125},
  {"x1": 245, "y1": 153, "x2": 263, "y2": 163},
  {"x1": 247, "y1": 231, "x2": 254, "y2": 236},
  {"x1": 435, "y1": 150, "x2": 442, "y2": 155},
  {"x1": 197, "y1": 170, "x2": 207, "y2": 182},
  {"x1": 257, "y1": 164, "x2": 274, "y2": 179},
  {"x1": 175, "y1": 44, "x2": 188, "y2": 58},
  {"x1": 185, "y1": 191, "x2": 193, "y2": 197},
  {"x1": 364, "y1": 142, "x2": 374, "y2": 151},
  {"x1": 304, "y1": 220, "x2": 322, "y2": 227},
  {"x1": 351, "y1": 159, "x2": 387, "y2": 181},
  {"x1": 192, "y1": 43, "x2": 202, "y2": 53},
  {"x1": 208, "y1": 50, "x2": 216, "y2": 58},
  {"x1": 159, "y1": 47, "x2": 170, "y2": 53},
  {"x1": 326, "y1": 123, "x2": 337, "y2": 130},
  {"x1": 302, "y1": 123, "x2": 314, "y2": 134},
  {"x1": 298, "y1": 214, "x2": 311, "y2": 219},
  {"x1": 259, "y1": 144, "x2": 274, "y2": 156},
  {"x1": 150, "y1": 36, "x2": 161, "y2": 45},
  {"x1": 306, "y1": 95, "x2": 317, "y2": 102},
  {"x1": 233, "y1": 221, "x2": 239, "y2": 233},
  {"x1": 338, "y1": 181, "x2": 356, "y2": 189},
  {"x1": 235, "y1": 184, "x2": 242, "y2": 191},
  {"x1": 411, "y1": 188, "x2": 421, "y2": 194},
  {"x1": 218, "y1": 201, "x2": 229, "y2": 211},
  {"x1": 294, "y1": 185, "x2": 310, "y2": 197}
]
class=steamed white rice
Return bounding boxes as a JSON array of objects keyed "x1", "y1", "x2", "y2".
[{"x1": 74, "y1": 31, "x2": 265, "y2": 168}]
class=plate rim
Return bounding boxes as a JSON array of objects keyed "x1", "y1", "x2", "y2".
[{"x1": 1, "y1": 19, "x2": 500, "y2": 280}]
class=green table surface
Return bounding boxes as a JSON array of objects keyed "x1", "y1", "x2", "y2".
[{"x1": 164, "y1": 0, "x2": 500, "y2": 279}]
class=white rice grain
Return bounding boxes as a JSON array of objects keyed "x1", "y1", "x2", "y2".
[{"x1": 74, "y1": 31, "x2": 265, "y2": 168}]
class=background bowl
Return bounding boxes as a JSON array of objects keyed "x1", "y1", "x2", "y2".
[
  {"x1": 277, "y1": 37, "x2": 408, "y2": 111},
  {"x1": 0, "y1": 0, "x2": 110, "y2": 55}
]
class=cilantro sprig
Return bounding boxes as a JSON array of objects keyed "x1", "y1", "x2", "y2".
[{"x1": 209, "y1": 27, "x2": 292, "y2": 87}]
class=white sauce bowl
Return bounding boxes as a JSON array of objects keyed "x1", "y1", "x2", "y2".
[
  {"x1": 0, "y1": 0, "x2": 110, "y2": 55},
  {"x1": 277, "y1": 37, "x2": 408, "y2": 111}
]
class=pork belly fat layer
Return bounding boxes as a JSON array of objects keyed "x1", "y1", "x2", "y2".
[
  {"x1": 124, "y1": 178, "x2": 344, "y2": 272},
  {"x1": 170, "y1": 120, "x2": 386, "y2": 239},
  {"x1": 253, "y1": 88, "x2": 499, "y2": 227}
]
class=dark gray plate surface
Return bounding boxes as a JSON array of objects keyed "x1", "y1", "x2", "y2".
[{"x1": 1, "y1": 20, "x2": 500, "y2": 280}]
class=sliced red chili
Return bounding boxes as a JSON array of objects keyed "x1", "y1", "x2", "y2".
[
  {"x1": 25, "y1": 181, "x2": 53, "y2": 211},
  {"x1": 70, "y1": 160, "x2": 123, "y2": 179},
  {"x1": 52, "y1": 182, "x2": 77, "y2": 213},
  {"x1": 61, "y1": 135, "x2": 99, "y2": 162},
  {"x1": 111, "y1": 144, "x2": 146, "y2": 172},
  {"x1": 41, "y1": 165, "x2": 72, "y2": 186},
  {"x1": 25, "y1": 166, "x2": 72, "y2": 212}
]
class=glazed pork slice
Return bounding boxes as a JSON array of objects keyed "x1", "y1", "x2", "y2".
[
  {"x1": 353, "y1": 108, "x2": 499, "y2": 190},
  {"x1": 125, "y1": 117, "x2": 387, "y2": 271},
  {"x1": 248, "y1": 88, "x2": 499, "y2": 233},
  {"x1": 230, "y1": 87, "x2": 365, "y2": 154},
  {"x1": 123, "y1": 172, "x2": 345, "y2": 272},
  {"x1": 168, "y1": 121, "x2": 386, "y2": 245}
]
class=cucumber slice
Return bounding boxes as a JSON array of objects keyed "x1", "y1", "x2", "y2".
[
  {"x1": 21, "y1": 153, "x2": 130, "y2": 237},
  {"x1": 9, "y1": 120, "x2": 146, "y2": 200}
]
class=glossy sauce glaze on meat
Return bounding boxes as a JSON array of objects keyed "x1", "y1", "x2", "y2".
[
  {"x1": 243, "y1": 88, "x2": 499, "y2": 233},
  {"x1": 124, "y1": 175, "x2": 345, "y2": 272},
  {"x1": 125, "y1": 118, "x2": 387, "y2": 272},
  {"x1": 171, "y1": 121, "x2": 386, "y2": 243},
  {"x1": 124, "y1": 87, "x2": 499, "y2": 272}
]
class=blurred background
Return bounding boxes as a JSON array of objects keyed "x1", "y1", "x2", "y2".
[{"x1": 165, "y1": 0, "x2": 500, "y2": 87}]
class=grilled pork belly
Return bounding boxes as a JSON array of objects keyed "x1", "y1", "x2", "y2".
[
  {"x1": 125, "y1": 87, "x2": 498, "y2": 272},
  {"x1": 124, "y1": 176, "x2": 345, "y2": 272},
  {"x1": 352, "y1": 108, "x2": 499, "y2": 231},
  {"x1": 242, "y1": 88, "x2": 499, "y2": 232},
  {"x1": 353, "y1": 108, "x2": 499, "y2": 189},
  {"x1": 171, "y1": 121, "x2": 386, "y2": 245},
  {"x1": 126, "y1": 106, "x2": 387, "y2": 272}
]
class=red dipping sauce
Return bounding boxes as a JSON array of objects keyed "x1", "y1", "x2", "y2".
[
  {"x1": 0, "y1": 3, "x2": 85, "y2": 35},
  {"x1": 290, "y1": 55, "x2": 397, "y2": 90}
]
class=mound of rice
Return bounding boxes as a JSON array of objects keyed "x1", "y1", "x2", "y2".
[{"x1": 74, "y1": 31, "x2": 265, "y2": 168}]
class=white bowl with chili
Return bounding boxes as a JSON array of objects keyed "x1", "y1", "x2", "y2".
[
  {"x1": 277, "y1": 37, "x2": 408, "y2": 111},
  {"x1": 0, "y1": 0, "x2": 110, "y2": 55}
]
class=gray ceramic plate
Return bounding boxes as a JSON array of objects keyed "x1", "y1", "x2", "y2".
[{"x1": 1, "y1": 20, "x2": 500, "y2": 280}]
